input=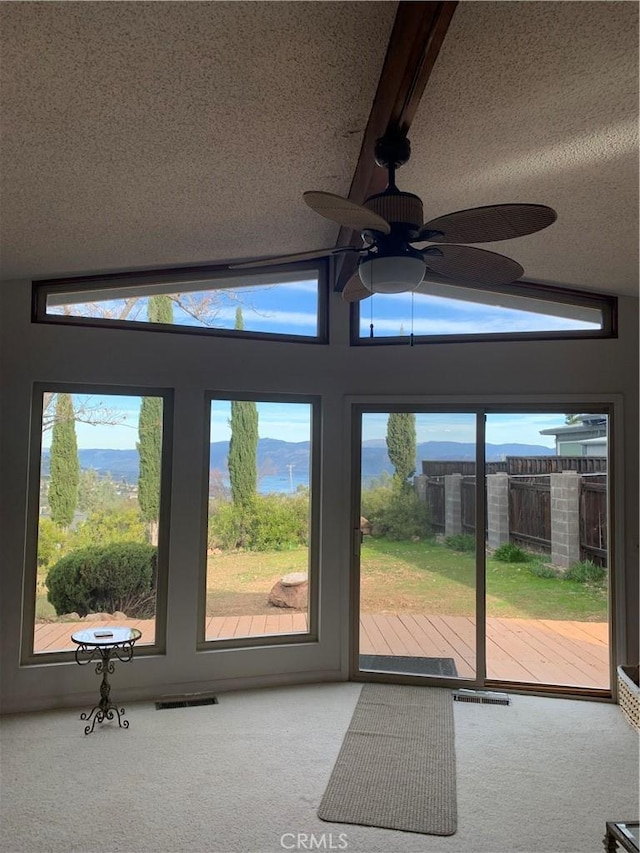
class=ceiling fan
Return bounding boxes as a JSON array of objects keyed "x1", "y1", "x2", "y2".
[{"x1": 230, "y1": 132, "x2": 557, "y2": 302}]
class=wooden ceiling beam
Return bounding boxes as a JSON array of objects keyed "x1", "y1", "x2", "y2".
[{"x1": 334, "y1": 0, "x2": 458, "y2": 290}]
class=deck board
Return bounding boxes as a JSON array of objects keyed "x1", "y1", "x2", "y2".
[
  {"x1": 489, "y1": 618, "x2": 577, "y2": 685},
  {"x1": 33, "y1": 612, "x2": 609, "y2": 689}
]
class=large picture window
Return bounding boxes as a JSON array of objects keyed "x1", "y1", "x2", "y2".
[
  {"x1": 202, "y1": 395, "x2": 318, "y2": 645},
  {"x1": 34, "y1": 262, "x2": 328, "y2": 343},
  {"x1": 352, "y1": 278, "x2": 615, "y2": 343},
  {"x1": 24, "y1": 385, "x2": 172, "y2": 660}
]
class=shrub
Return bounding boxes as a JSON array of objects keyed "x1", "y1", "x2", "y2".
[
  {"x1": 492, "y1": 542, "x2": 531, "y2": 563},
  {"x1": 444, "y1": 533, "x2": 475, "y2": 553},
  {"x1": 564, "y1": 560, "x2": 607, "y2": 585},
  {"x1": 46, "y1": 542, "x2": 156, "y2": 618},
  {"x1": 37, "y1": 518, "x2": 69, "y2": 569},
  {"x1": 68, "y1": 508, "x2": 147, "y2": 550},
  {"x1": 361, "y1": 475, "x2": 394, "y2": 526},
  {"x1": 208, "y1": 499, "x2": 249, "y2": 550},
  {"x1": 528, "y1": 562, "x2": 558, "y2": 579},
  {"x1": 249, "y1": 492, "x2": 309, "y2": 550},
  {"x1": 362, "y1": 481, "x2": 431, "y2": 541},
  {"x1": 208, "y1": 492, "x2": 309, "y2": 551}
]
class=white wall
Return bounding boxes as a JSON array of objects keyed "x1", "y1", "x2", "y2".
[{"x1": 1, "y1": 280, "x2": 638, "y2": 713}]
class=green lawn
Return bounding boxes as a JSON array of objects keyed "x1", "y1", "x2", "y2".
[{"x1": 360, "y1": 537, "x2": 607, "y2": 621}]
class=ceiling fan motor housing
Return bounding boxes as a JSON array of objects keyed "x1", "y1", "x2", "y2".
[{"x1": 364, "y1": 191, "x2": 424, "y2": 237}]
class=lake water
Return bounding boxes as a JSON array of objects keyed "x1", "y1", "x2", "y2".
[{"x1": 258, "y1": 473, "x2": 309, "y2": 494}]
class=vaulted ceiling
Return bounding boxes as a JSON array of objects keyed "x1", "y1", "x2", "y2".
[{"x1": 1, "y1": 1, "x2": 638, "y2": 298}]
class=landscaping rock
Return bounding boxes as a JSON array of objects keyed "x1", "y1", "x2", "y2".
[
  {"x1": 280, "y1": 572, "x2": 307, "y2": 587},
  {"x1": 268, "y1": 573, "x2": 308, "y2": 609},
  {"x1": 83, "y1": 612, "x2": 112, "y2": 622}
]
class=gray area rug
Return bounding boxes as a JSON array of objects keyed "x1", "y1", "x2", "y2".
[{"x1": 318, "y1": 683, "x2": 457, "y2": 836}]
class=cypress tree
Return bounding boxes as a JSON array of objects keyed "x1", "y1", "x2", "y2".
[
  {"x1": 228, "y1": 308, "x2": 259, "y2": 507},
  {"x1": 48, "y1": 393, "x2": 80, "y2": 527},
  {"x1": 386, "y1": 412, "x2": 416, "y2": 489},
  {"x1": 137, "y1": 296, "x2": 172, "y2": 544}
]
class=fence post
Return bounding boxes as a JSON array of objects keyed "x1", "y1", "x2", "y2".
[
  {"x1": 551, "y1": 471, "x2": 581, "y2": 569},
  {"x1": 487, "y1": 472, "x2": 509, "y2": 549},
  {"x1": 444, "y1": 474, "x2": 463, "y2": 537},
  {"x1": 414, "y1": 474, "x2": 427, "y2": 502}
]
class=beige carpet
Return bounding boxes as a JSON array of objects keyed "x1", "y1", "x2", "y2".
[
  {"x1": 1, "y1": 684, "x2": 638, "y2": 852},
  {"x1": 318, "y1": 684, "x2": 456, "y2": 835}
]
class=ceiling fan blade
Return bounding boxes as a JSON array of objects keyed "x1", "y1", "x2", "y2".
[
  {"x1": 422, "y1": 244, "x2": 524, "y2": 285},
  {"x1": 304, "y1": 191, "x2": 391, "y2": 234},
  {"x1": 228, "y1": 246, "x2": 357, "y2": 270},
  {"x1": 342, "y1": 271, "x2": 371, "y2": 303},
  {"x1": 419, "y1": 203, "x2": 557, "y2": 244}
]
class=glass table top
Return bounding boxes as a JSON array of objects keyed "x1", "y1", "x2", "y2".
[{"x1": 71, "y1": 627, "x2": 142, "y2": 646}]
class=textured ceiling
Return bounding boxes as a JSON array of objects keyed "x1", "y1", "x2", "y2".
[
  {"x1": 0, "y1": 1, "x2": 638, "y2": 298},
  {"x1": 0, "y1": 1, "x2": 396, "y2": 279},
  {"x1": 402, "y1": 1, "x2": 639, "y2": 297}
]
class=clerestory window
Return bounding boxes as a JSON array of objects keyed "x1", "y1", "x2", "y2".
[{"x1": 33, "y1": 262, "x2": 328, "y2": 343}]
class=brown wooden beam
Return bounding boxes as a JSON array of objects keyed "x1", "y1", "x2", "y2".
[{"x1": 335, "y1": 0, "x2": 458, "y2": 290}]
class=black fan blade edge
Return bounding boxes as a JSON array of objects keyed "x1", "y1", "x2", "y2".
[{"x1": 229, "y1": 246, "x2": 358, "y2": 270}]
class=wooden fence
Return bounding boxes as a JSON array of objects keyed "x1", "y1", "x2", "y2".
[
  {"x1": 426, "y1": 478, "x2": 445, "y2": 532},
  {"x1": 509, "y1": 477, "x2": 551, "y2": 554},
  {"x1": 424, "y1": 477, "x2": 477, "y2": 534},
  {"x1": 579, "y1": 477, "x2": 607, "y2": 562},
  {"x1": 461, "y1": 477, "x2": 475, "y2": 535},
  {"x1": 422, "y1": 456, "x2": 606, "y2": 476},
  {"x1": 420, "y1": 466, "x2": 607, "y2": 566}
]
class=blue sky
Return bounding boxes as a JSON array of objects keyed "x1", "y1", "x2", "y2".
[
  {"x1": 362, "y1": 412, "x2": 562, "y2": 448},
  {"x1": 358, "y1": 290, "x2": 600, "y2": 337},
  {"x1": 52, "y1": 279, "x2": 321, "y2": 336},
  {"x1": 210, "y1": 400, "x2": 312, "y2": 444}
]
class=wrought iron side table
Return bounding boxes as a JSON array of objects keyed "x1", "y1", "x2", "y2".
[{"x1": 71, "y1": 627, "x2": 141, "y2": 735}]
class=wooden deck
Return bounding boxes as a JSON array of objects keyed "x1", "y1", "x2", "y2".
[{"x1": 34, "y1": 613, "x2": 609, "y2": 689}]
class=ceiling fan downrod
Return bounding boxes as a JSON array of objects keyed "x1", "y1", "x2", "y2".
[{"x1": 366, "y1": 134, "x2": 427, "y2": 241}]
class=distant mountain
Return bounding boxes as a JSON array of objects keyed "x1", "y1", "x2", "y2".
[
  {"x1": 41, "y1": 449, "x2": 140, "y2": 481},
  {"x1": 42, "y1": 439, "x2": 553, "y2": 484},
  {"x1": 210, "y1": 438, "x2": 311, "y2": 478}
]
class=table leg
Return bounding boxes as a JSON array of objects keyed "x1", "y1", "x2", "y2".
[{"x1": 80, "y1": 647, "x2": 129, "y2": 735}]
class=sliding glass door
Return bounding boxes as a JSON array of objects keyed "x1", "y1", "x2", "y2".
[
  {"x1": 357, "y1": 411, "x2": 477, "y2": 681},
  {"x1": 354, "y1": 406, "x2": 611, "y2": 694},
  {"x1": 484, "y1": 412, "x2": 609, "y2": 690}
]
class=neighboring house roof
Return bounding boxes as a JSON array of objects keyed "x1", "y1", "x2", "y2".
[{"x1": 540, "y1": 415, "x2": 607, "y2": 437}]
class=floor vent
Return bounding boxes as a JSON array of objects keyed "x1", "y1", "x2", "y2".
[
  {"x1": 155, "y1": 695, "x2": 219, "y2": 710},
  {"x1": 453, "y1": 689, "x2": 511, "y2": 706}
]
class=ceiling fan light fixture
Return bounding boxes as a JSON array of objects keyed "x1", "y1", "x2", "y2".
[{"x1": 358, "y1": 253, "x2": 426, "y2": 294}]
